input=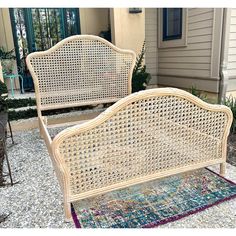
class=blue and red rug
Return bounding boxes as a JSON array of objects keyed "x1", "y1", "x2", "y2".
[{"x1": 71, "y1": 168, "x2": 236, "y2": 228}]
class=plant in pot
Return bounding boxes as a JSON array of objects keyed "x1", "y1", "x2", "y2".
[
  {"x1": 0, "y1": 80, "x2": 8, "y2": 136},
  {"x1": 132, "y1": 42, "x2": 152, "y2": 93},
  {"x1": 0, "y1": 47, "x2": 16, "y2": 75},
  {"x1": 0, "y1": 80, "x2": 8, "y2": 188}
]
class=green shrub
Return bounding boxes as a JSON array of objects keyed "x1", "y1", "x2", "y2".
[
  {"x1": 0, "y1": 80, "x2": 8, "y2": 96},
  {"x1": 222, "y1": 96, "x2": 236, "y2": 133},
  {"x1": 0, "y1": 81, "x2": 8, "y2": 113},
  {"x1": 132, "y1": 42, "x2": 151, "y2": 93},
  {"x1": 99, "y1": 27, "x2": 111, "y2": 42},
  {"x1": 0, "y1": 47, "x2": 16, "y2": 74},
  {"x1": 8, "y1": 104, "x2": 107, "y2": 121},
  {"x1": 8, "y1": 108, "x2": 37, "y2": 121},
  {"x1": 7, "y1": 97, "x2": 36, "y2": 109},
  {"x1": 0, "y1": 47, "x2": 16, "y2": 61},
  {"x1": 189, "y1": 86, "x2": 208, "y2": 102}
]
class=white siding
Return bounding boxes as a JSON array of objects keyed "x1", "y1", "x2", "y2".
[
  {"x1": 158, "y1": 8, "x2": 214, "y2": 79},
  {"x1": 144, "y1": 8, "x2": 223, "y2": 93},
  {"x1": 227, "y1": 9, "x2": 236, "y2": 81},
  {"x1": 145, "y1": 8, "x2": 158, "y2": 85}
]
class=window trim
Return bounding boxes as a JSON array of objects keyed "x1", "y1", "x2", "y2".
[{"x1": 158, "y1": 8, "x2": 188, "y2": 48}]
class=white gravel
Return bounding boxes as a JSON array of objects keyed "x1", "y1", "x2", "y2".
[{"x1": 0, "y1": 128, "x2": 236, "y2": 228}]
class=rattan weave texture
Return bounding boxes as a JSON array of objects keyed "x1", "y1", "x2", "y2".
[
  {"x1": 27, "y1": 35, "x2": 136, "y2": 111},
  {"x1": 54, "y1": 92, "x2": 231, "y2": 197}
]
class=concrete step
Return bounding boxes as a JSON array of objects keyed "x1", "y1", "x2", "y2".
[{"x1": 8, "y1": 107, "x2": 105, "y2": 132}]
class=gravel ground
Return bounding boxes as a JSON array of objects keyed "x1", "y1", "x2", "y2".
[{"x1": 0, "y1": 128, "x2": 236, "y2": 228}]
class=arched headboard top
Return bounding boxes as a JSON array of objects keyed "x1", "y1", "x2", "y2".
[{"x1": 26, "y1": 35, "x2": 136, "y2": 111}]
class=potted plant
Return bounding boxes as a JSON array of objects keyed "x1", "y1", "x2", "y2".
[
  {"x1": 0, "y1": 80, "x2": 8, "y2": 137},
  {"x1": 0, "y1": 47, "x2": 16, "y2": 75},
  {"x1": 0, "y1": 80, "x2": 8, "y2": 187},
  {"x1": 132, "y1": 42, "x2": 151, "y2": 93}
]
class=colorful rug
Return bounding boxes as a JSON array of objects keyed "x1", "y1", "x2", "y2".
[{"x1": 71, "y1": 168, "x2": 236, "y2": 228}]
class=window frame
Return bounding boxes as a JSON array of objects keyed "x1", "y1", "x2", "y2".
[
  {"x1": 158, "y1": 8, "x2": 188, "y2": 48},
  {"x1": 163, "y1": 8, "x2": 182, "y2": 41}
]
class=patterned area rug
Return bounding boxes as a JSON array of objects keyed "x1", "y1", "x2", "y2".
[{"x1": 71, "y1": 168, "x2": 236, "y2": 228}]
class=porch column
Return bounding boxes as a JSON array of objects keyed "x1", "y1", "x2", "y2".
[{"x1": 110, "y1": 8, "x2": 145, "y2": 55}]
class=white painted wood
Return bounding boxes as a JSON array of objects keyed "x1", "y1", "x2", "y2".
[
  {"x1": 146, "y1": 41, "x2": 158, "y2": 48},
  {"x1": 211, "y1": 9, "x2": 223, "y2": 78},
  {"x1": 159, "y1": 62, "x2": 210, "y2": 70},
  {"x1": 230, "y1": 25, "x2": 236, "y2": 33},
  {"x1": 146, "y1": 64, "x2": 157, "y2": 70},
  {"x1": 145, "y1": 8, "x2": 158, "y2": 85},
  {"x1": 49, "y1": 88, "x2": 232, "y2": 219},
  {"x1": 148, "y1": 68, "x2": 159, "y2": 75},
  {"x1": 188, "y1": 20, "x2": 213, "y2": 31},
  {"x1": 159, "y1": 68, "x2": 210, "y2": 77},
  {"x1": 227, "y1": 69, "x2": 236, "y2": 76},
  {"x1": 145, "y1": 7, "x2": 218, "y2": 90},
  {"x1": 158, "y1": 9, "x2": 188, "y2": 48},
  {"x1": 227, "y1": 62, "x2": 236, "y2": 69},
  {"x1": 228, "y1": 55, "x2": 236, "y2": 62},
  {"x1": 158, "y1": 75, "x2": 220, "y2": 93},
  {"x1": 227, "y1": 9, "x2": 236, "y2": 86},
  {"x1": 229, "y1": 32, "x2": 236, "y2": 40},
  {"x1": 230, "y1": 17, "x2": 236, "y2": 25},
  {"x1": 159, "y1": 49, "x2": 211, "y2": 58},
  {"x1": 145, "y1": 30, "x2": 158, "y2": 37},
  {"x1": 159, "y1": 42, "x2": 212, "y2": 51},
  {"x1": 159, "y1": 56, "x2": 211, "y2": 63},
  {"x1": 188, "y1": 11, "x2": 214, "y2": 24},
  {"x1": 188, "y1": 8, "x2": 213, "y2": 17},
  {"x1": 231, "y1": 11, "x2": 236, "y2": 17},
  {"x1": 188, "y1": 34, "x2": 212, "y2": 43},
  {"x1": 229, "y1": 40, "x2": 236, "y2": 47},
  {"x1": 228, "y1": 47, "x2": 236, "y2": 55},
  {"x1": 228, "y1": 78, "x2": 236, "y2": 90},
  {"x1": 188, "y1": 27, "x2": 213, "y2": 37}
]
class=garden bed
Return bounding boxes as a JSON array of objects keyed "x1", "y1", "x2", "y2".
[{"x1": 228, "y1": 133, "x2": 236, "y2": 167}]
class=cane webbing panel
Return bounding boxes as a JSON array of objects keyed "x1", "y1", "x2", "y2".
[
  {"x1": 27, "y1": 36, "x2": 135, "y2": 110},
  {"x1": 57, "y1": 95, "x2": 229, "y2": 196}
]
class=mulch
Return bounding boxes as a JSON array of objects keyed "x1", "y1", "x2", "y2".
[{"x1": 227, "y1": 133, "x2": 236, "y2": 167}]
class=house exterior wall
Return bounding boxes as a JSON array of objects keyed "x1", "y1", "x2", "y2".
[
  {"x1": 0, "y1": 8, "x2": 19, "y2": 90},
  {"x1": 79, "y1": 8, "x2": 109, "y2": 35},
  {"x1": 226, "y1": 8, "x2": 236, "y2": 91},
  {"x1": 145, "y1": 8, "x2": 158, "y2": 85},
  {"x1": 110, "y1": 8, "x2": 145, "y2": 55},
  {"x1": 145, "y1": 8, "x2": 224, "y2": 94}
]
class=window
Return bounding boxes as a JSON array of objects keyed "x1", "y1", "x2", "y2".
[
  {"x1": 158, "y1": 8, "x2": 187, "y2": 48},
  {"x1": 163, "y1": 8, "x2": 182, "y2": 41}
]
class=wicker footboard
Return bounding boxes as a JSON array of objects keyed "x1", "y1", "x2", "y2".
[{"x1": 51, "y1": 88, "x2": 233, "y2": 220}]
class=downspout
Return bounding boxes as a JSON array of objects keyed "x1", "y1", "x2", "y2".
[{"x1": 218, "y1": 8, "x2": 230, "y2": 103}]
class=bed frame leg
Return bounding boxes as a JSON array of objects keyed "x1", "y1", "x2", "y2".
[
  {"x1": 220, "y1": 162, "x2": 226, "y2": 177},
  {"x1": 64, "y1": 202, "x2": 72, "y2": 222},
  {"x1": 38, "y1": 118, "x2": 43, "y2": 139}
]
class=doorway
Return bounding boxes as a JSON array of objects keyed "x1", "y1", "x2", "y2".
[{"x1": 9, "y1": 8, "x2": 81, "y2": 92}]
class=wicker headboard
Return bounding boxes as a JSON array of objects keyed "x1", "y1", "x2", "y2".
[{"x1": 26, "y1": 35, "x2": 136, "y2": 111}]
